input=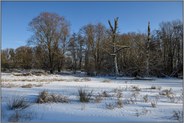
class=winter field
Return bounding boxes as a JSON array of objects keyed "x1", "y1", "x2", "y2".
[{"x1": 1, "y1": 72, "x2": 183, "y2": 122}]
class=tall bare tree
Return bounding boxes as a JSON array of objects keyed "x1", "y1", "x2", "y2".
[
  {"x1": 68, "y1": 33, "x2": 78, "y2": 73},
  {"x1": 28, "y1": 12, "x2": 70, "y2": 73},
  {"x1": 107, "y1": 17, "x2": 129, "y2": 76},
  {"x1": 146, "y1": 21, "x2": 151, "y2": 76}
]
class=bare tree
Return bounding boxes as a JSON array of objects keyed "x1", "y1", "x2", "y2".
[
  {"x1": 14, "y1": 46, "x2": 33, "y2": 69},
  {"x1": 107, "y1": 18, "x2": 129, "y2": 76},
  {"x1": 146, "y1": 21, "x2": 151, "y2": 76},
  {"x1": 68, "y1": 33, "x2": 78, "y2": 73},
  {"x1": 77, "y1": 34, "x2": 85, "y2": 70},
  {"x1": 28, "y1": 12, "x2": 70, "y2": 73}
]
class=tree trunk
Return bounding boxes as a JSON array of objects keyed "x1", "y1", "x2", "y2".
[
  {"x1": 114, "y1": 55, "x2": 119, "y2": 76},
  {"x1": 146, "y1": 21, "x2": 151, "y2": 77},
  {"x1": 58, "y1": 63, "x2": 61, "y2": 72},
  {"x1": 50, "y1": 69, "x2": 53, "y2": 74}
]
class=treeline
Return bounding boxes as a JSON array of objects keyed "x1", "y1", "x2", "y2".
[{"x1": 1, "y1": 12, "x2": 183, "y2": 77}]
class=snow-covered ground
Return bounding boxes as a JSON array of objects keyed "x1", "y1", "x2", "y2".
[{"x1": 1, "y1": 72, "x2": 183, "y2": 122}]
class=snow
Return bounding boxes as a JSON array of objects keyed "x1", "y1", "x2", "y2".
[{"x1": 1, "y1": 72, "x2": 183, "y2": 122}]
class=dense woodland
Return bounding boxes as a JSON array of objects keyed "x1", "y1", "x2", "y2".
[{"x1": 1, "y1": 12, "x2": 183, "y2": 77}]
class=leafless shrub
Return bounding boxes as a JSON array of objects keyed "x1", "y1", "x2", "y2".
[
  {"x1": 143, "y1": 95, "x2": 148, "y2": 102},
  {"x1": 7, "y1": 96, "x2": 30, "y2": 110},
  {"x1": 105, "y1": 103, "x2": 115, "y2": 110},
  {"x1": 78, "y1": 88, "x2": 93, "y2": 102},
  {"x1": 36, "y1": 90, "x2": 68, "y2": 103},
  {"x1": 172, "y1": 110, "x2": 183, "y2": 121},
  {"x1": 36, "y1": 90, "x2": 49, "y2": 103},
  {"x1": 21, "y1": 84, "x2": 33, "y2": 88}
]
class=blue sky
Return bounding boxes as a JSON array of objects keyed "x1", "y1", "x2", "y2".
[{"x1": 2, "y1": 1, "x2": 182, "y2": 49}]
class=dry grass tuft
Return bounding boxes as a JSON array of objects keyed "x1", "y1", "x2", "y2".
[
  {"x1": 36, "y1": 90, "x2": 69, "y2": 103},
  {"x1": 78, "y1": 88, "x2": 93, "y2": 103},
  {"x1": 7, "y1": 96, "x2": 30, "y2": 110}
]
